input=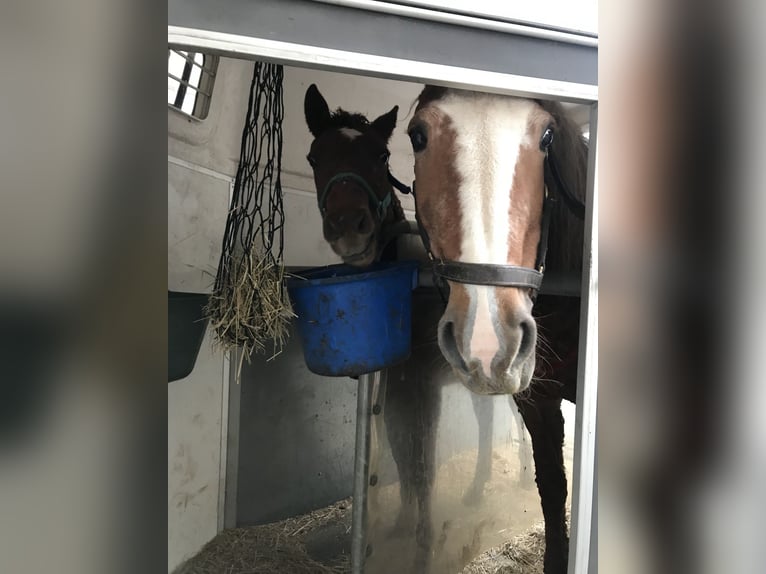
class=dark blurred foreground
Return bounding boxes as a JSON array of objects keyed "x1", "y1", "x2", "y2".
[
  {"x1": 600, "y1": 1, "x2": 765, "y2": 573},
  {"x1": 0, "y1": 1, "x2": 764, "y2": 572}
]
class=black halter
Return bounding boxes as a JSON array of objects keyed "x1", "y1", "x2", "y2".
[{"x1": 392, "y1": 127, "x2": 585, "y2": 291}]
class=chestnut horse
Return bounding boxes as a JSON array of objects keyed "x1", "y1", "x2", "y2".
[
  {"x1": 304, "y1": 84, "x2": 545, "y2": 572},
  {"x1": 406, "y1": 86, "x2": 587, "y2": 573}
]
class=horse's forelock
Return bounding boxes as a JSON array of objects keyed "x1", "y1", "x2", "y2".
[
  {"x1": 415, "y1": 85, "x2": 449, "y2": 111},
  {"x1": 322, "y1": 109, "x2": 371, "y2": 134}
]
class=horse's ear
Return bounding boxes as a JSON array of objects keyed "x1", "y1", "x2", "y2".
[
  {"x1": 304, "y1": 84, "x2": 331, "y2": 138},
  {"x1": 371, "y1": 105, "x2": 399, "y2": 142}
]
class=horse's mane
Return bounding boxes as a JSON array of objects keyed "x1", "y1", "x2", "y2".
[{"x1": 536, "y1": 100, "x2": 588, "y2": 274}]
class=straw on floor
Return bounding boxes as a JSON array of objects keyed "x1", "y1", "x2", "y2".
[
  {"x1": 462, "y1": 512, "x2": 572, "y2": 574},
  {"x1": 461, "y1": 521, "x2": 546, "y2": 574},
  {"x1": 174, "y1": 499, "x2": 351, "y2": 574}
]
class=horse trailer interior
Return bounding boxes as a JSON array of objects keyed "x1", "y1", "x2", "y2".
[{"x1": 168, "y1": 2, "x2": 597, "y2": 573}]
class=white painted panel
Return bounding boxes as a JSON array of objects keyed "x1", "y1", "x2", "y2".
[
  {"x1": 282, "y1": 188, "x2": 341, "y2": 266},
  {"x1": 168, "y1": 327, "x2": 226, "y2": 572},
  {"x1": 168, "y1": 161, "x2": 231, "y2": 293}
]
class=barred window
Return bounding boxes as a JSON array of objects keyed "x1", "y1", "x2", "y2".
[{"x1": 168, "y1": 49, "x2": 218, "y2": 119}]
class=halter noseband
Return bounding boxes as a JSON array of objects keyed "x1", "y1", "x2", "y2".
[
  {"x1": 318, "y1": 172, "x2": 393, "y2": 221},
  {"x1": 397, "y1": 126, "x2": 585, "y2": 292}
]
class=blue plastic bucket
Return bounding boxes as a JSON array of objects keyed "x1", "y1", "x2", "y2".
[{"x1": 286, "y1": 261, "x2": 419, "y2": 377}]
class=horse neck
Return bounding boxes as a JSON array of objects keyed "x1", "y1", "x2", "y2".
[
  {"x1": 541, "y1": 103, "x2": 588, "y2": 276},
  {"x1": 547, "y1": 203, "x2": 585, "y2": 274}
]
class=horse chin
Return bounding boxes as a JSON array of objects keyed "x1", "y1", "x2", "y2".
[
  {"x1": 454, "y1": 361, "x2": 534, "y2": 396},
  {"x1": 344, "y1": 252, "x2": 377, "y2": 267},
  {"x1": 336, "y1": 238, "x2": 377, "y2": 267}
]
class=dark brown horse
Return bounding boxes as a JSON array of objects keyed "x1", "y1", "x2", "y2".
[{"x1": 304, "y1": 84, "x2": 562, "y2": 572}]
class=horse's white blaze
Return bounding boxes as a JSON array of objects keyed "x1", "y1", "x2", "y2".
[
  {"x1": 436, "y1": 94, "x2": 536, "y2": 376},
  {"x1": 471, "y1": 285, "x2": 500, "y2": 375},
  {"x1": 339, "y1": 127, "x2": 362, "y2": 140}
]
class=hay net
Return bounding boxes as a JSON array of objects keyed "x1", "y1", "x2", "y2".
[{"x1": 207, "y1": 61, "x2": 294, "y2": 364}]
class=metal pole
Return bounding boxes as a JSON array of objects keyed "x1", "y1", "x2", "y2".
[
  {"x1": 222, "y1": 346, "x2": 242, "y2": 529},
  {"x1": 350, "y1": 370, "x2": 379, "y2": 573},
  {"x1": 567, "y1": 102, "x2": 598, "y2": 574}
]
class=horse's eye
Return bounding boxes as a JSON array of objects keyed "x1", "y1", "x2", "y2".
[
  {"x1": 379, "y1": 151, "x2": 390, "y2": 164},
  {"x1": 408, "y1": 126, "x2": 428, "y2": 153},
  {"x1": 306, "y1": 154, "x2": 318, "y2": 169},
  {"x1": 539, "y1": 125, "x2": 554, "y2": 151}
]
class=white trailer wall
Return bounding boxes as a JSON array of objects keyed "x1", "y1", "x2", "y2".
[{"x1": 167, "y1": 57, "x2": 421, "y2": 572}]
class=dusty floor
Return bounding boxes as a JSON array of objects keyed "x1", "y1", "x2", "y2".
[
  {"x1": 364, "y1": 445, "x2": 560, "y2": 574},
  {"x1": 175, "y1": 443, "x2": 571, "y2": 574}
]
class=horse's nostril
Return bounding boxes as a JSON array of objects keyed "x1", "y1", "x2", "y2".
[
  {"x1": 356, "y1": 212, "x2": 372, "y2": 234},
  {"x1": 518, "y1": 317, "x2": 536, "y2": 359},
  {"x1": 324, "y1": 215, "x2": 343, "y2": 239},
  {"x1": 438, "y1": 320, "x2": 468, "y2": 372}
]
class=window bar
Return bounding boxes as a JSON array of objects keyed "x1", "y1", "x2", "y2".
[
  {"x1": 168, "y1": 72, "x2": 213, "y2": 98},
  {"x1": 169, "y1": 49, "x2": 218, "y2": 77},
  {"x1": 173, "y1": 57, "x2": 194, "y2": 109}
]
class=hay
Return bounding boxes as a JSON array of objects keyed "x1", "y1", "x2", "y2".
[
  {"x1": 206, "y1": 62, "x2": 290, "y2": 377},
  {"x1": 174, "y1": 499, "x2": 352, "y2": 574},
  {"x1": 205, "y1": 249, "x2": 296, "y2": 378},
  {"x1": 460, "y1": 521, "x2": 546, "y2": 574},
  {"x1": 462, "y1": 513, "x2": 571, "y2": 574}
]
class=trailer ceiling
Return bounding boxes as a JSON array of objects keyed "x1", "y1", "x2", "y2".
[{"x1": 168, "y1": 0, "x2": 597, "y2": 103}]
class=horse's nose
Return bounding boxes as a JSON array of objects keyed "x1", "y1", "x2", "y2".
[
  {"x1": 324, "y1": 209, "x2": 373, "y2": 238},
  {"x1": 438, "y1": 302, "x2": 536, "y2": 385}
]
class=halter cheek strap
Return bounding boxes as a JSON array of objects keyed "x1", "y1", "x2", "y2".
[{"x1": 318, "y1": 172, "x2": 392, "y2": 221}]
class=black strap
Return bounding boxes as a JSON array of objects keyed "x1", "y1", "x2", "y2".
[
  {"x1": 434, "y1": 261, "x2": 543, "y2": 289},
  {"x1": 408, "y1": 180, "x2": 544, "y2": 290},
  {"x1": 534, "y1": 187, "x2": 556, "y2": 272},
  {"x1": 388, "y1": 171, "x2": 412, "y2": 195},
  {"x1": 544, "y1": 152, "x2": 585, "y2": 220},
  {"x1": 406, "y1": 180, "x2": 449, "y2": 302},
  {"x1": 410, "y1": 181, "x2": 435, "y2": 260}
]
